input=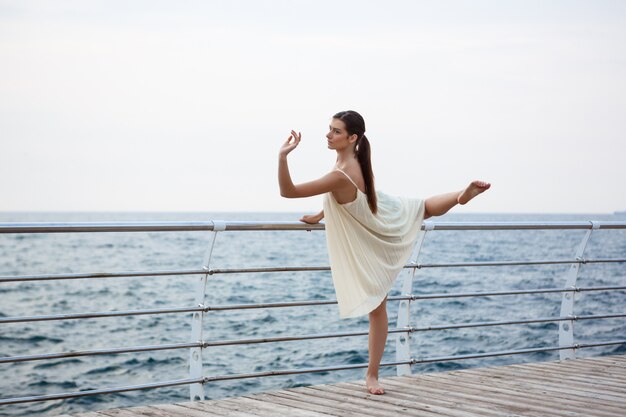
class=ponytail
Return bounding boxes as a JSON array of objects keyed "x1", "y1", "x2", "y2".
[
  {"x1": 333, "y1": 110, "x2": 377, "y2": 214},
  {"x1": 355, "y1": 135, "x2": 377, "y2": 214}
]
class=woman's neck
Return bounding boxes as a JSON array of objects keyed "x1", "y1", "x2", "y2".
[{"x1": 335, "y1": 147, "x2": 357, "y2": 168}]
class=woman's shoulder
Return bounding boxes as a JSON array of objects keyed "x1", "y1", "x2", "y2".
[{"x1": 334, "y1": 163, "x2": 364, "y2": 181}]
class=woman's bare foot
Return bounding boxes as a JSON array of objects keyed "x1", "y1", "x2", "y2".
[
  {"x1": 457, "y1": 180, "x2": 491, "y2": 205},
  {"x1": 366, "y1": 374, "x2": 385, "y2": 395}
]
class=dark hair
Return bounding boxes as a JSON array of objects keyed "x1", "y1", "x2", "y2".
[{"x1": 333, "y1": 110, "x2": 377, "y2": 214}]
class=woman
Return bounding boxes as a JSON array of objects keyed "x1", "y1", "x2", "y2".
[{"x1": 278, "y1": 110, "x2": 490, "y2": 395}]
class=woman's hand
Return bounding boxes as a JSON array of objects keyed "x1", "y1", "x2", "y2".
[
  {"x1": 279, "y1": 130, "x2": 301, "y2": 158},
  {"x1": 299, "y1": 209, "x2": 324, "y2": 224},
  {"x1": 300, "y1": 214, "x2": 320, "y2": 224}
]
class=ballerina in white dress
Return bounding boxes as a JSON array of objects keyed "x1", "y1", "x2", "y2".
[{"x1": 278, "y1": 110, "x2": 490, "y2": 395}]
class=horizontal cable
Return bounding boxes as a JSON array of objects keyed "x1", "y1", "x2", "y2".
[
  {"x1": 204, "y1": 340, "x2": 626, "y2": 382},
  {"x1": 0, "y1": 328, "x2": 411, "y2": 364},
  {"x1": 0, "y1": 306, "x2": 203, "y2": 324},
  {"x1": 172, "y1": 286, "x2": 626, "y2": 312},
  {"x1": 2, "y1": 220, "x2": 625, "y2": 234},
  {"x1": 409, "y1": 339, "x2": 626, "y2": 364},
  {"x1": 0, "y1": 377, "x2": 202, "y2": 406},
  {"x1": 202, "y1": 360, "x2": 411, "y2": 382},
  {"x1": 1, "y1": 340, "x2": 623, "y2": 405},
  {"x1": 412, "y1": 313, "x2": 626, "y2": 332},
  {"x1": 0, "y1": 342, "x2": 203, "y2": 364},
  {"x1": 207, "y1": 258, "x2": 626, "y2": 275},
  {"x1": 205, "y1": 298, "x2": 340, "y2": 311},
  {"x1": 412, "y1": 285, "x2": 626, "y2": 300},
  {"x1": 574, "y1": 313, "x2": 626, "y2": 321},
  {"x1": 202, "y1": 327, "x2": 409, "y2": 347},
  {"x1": 0, "y1": 266, "x2": 329, "y2": 283},
  {"x1": 0, "y1": 268, "x2": 206, "y2": 283},
  {"x1": 2, "y1": 258, "x2": 624, "y2": 283},
  {"x1": 203, "y1": 314, "x2": 626, "y2": 346},
  {"x1": 0, "y1": 298, "x2": 349, "y2": 323},
  {"x1": 423, "y1": 221, "x2": 626, "y2": 231},
  {"x1": 160, "y1": 314, "x2": 626, "y2": 347},
  {"x1": 3, "y1": 287, "x2": 625, "y2": 324},
  {"x1": 412, "y1": 258, "x2": 626, "y2": 269}
]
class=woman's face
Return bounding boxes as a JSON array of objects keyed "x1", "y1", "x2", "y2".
[{"x1": 326, "y1": 118, "x2": 354, "y2": 150}]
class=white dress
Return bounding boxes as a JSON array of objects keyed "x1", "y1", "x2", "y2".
[{"x1": 322, "y1": 169, "x2": 426, "y2": 319}]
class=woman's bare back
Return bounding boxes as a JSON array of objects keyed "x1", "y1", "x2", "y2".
[{"x1": 332, "y1": 163, "x2": 366, "y2": 204}]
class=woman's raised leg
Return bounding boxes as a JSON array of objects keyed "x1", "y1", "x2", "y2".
[
  {"x1": 366, "y1": 296, "x2": 388, "y2": 395},
  {"x1": 425, "y1": 180, "x2": 491, "y2": 217}
]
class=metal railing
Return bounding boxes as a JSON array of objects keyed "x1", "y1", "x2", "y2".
[{"x1": 0, "y1": 219, "x2": 625, "y2": 407}]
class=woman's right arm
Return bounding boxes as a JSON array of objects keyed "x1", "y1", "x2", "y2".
[{"x1": 278, "y1": 130, "x2": 345, "y2": 198}]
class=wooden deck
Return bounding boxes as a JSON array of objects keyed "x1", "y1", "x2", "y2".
[{"x1": 61, "y1": 354, "x2": 626, "y2": 417}]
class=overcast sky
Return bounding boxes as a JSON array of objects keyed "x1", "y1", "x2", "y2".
[{"x1": 1, "y1": 1, "x2": 625, "y2": 214}]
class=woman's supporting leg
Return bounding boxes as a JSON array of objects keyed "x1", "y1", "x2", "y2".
[
  {"x1": 425, "y1": 180, "x2": 491, "y2": 217},
  {"x1": 366, "y1": 296, "x2": 388, "y2": 395}
]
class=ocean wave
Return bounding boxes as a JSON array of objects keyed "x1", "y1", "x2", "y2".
[
  {"x1": 34, "y1": 358, "x2": 83, "y2": 369},
  {"x1": 0, "y1": 335, "x2": 63, "y2": 345}
]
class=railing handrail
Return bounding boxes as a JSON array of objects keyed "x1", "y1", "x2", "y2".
[{"x1": 1, "y1": 220, "x2": 625, "y2": 233}]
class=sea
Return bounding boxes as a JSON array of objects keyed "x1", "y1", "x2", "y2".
[{"x1": 0, "y1": 211, "x2": 625, "y2": 417}]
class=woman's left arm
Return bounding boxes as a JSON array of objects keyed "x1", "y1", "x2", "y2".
[{"x1": 278, "y1": 130, "x2": 301, "y2": 196}]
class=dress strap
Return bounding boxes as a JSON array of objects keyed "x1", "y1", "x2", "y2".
[{"x1": 335, "y1": 169, "x2": 360, "y2": 189}]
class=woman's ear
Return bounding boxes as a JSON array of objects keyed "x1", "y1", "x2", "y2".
[{"x1": 349, "y1": 133, "x2": 358, "y2": 144}]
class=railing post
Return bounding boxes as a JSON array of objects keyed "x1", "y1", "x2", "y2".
[
  {"x1": 189, "y1": 220, "x2": 226, "y2": 401},
  {"x1": 395, "y1": 221, "x2": 430, "y2": 376},
  {"x1": 558, "y1": 221, "x2": 598, "y2": 360}
]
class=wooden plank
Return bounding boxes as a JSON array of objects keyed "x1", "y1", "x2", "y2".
[
  {"x1": 388, "y1": 376, "x2": 581, "y2": 417},
  {"x1": 487, "y1": 362, "x2": 626, "y2": 391},
  {"x1": 172, "y1": 400, "x2": 237, "y2": 417},
  {"x1": 98, "y1": 408, "x2": 150, "y2": 417},
  {"x1": 279, "y1": 386, "x2": 395, "y2": 417},
  {"x1": 174, "y1": 400, "x2": 253, "y2": 417},
  {"x1": 419, "y1": 369, "x2": 617, "y2": 407},
  {"x1": 461, "y1": 366, "x2": 626, "y2": 402},
  {"x1": 64, "y1": 413, "x2": 111, "y2": 417},
  {"x1": 520, "y1": 358, "x2": 626, "y2": 378},
  {"x1": 227, "y1": 395, "x2": 331, "y2": 417},
  {"x1": 316, "y1": 378, "x2": 464, "y2": 416},
  {"x1": 340, "y1": 379, "x2": 519, "y2": 417},
  {"x1": 461, "y1": 364, "x2": 624, "y2": 395},
  {"x1": 575, "y1": 356, "x2": 626, "y2": 366},
  {"x1": 281, "y1": 385, "x2": 408, "y2": 417},
  {"x1": 179, "y1": 400, "x2": 263, "y2": 417},
  {"x1": 308, "y1": 382, "x2": 455, "y2": 417},
  {"x1": 397, "y1": 375, "x2": 595, "y2": 417},
  {"x1": 428, "y1": 369, "x2": 621, "y2": 415},
  {"x1": 372, "y1": 378, "x2": 532, "y2": 417},
  {"x1": 216, "y1": 397, "x2": 294, "y2": 417},
  {"x1": 407, "y1": 372, "x2": 622, "y2": 417},
  {"x1": 247, "y1": 390, "x2": 362, "y2": 417},
  {"x1": 146, "y1": 403, "x2": 221, "y2": 417},
  {"x1": 335, "y1": 377, "x2": 516, "y2": 417},
  {"x1": 520, "y1": 361, "x2": 626, "y2": 382},
  {"x1": 524, "y1": 361, "x2": 626, "y2": 384}
]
